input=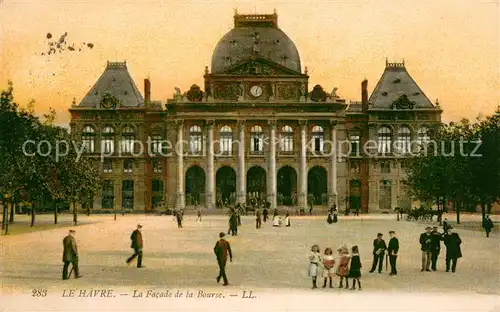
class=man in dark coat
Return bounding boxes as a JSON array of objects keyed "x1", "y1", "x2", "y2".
[
  {"x1": 255, "y1": 210, "x2": 262, "y2": 229},
  {"x1": 126, "y1": 224, "x2": 144, "y2": 268},
  {"x1": 229, "y1": 212, "x2": 238, "y2": 236},
  {"x1": 369, "y1": 233, "x2": 387, "y2": 273},
  {"x1": 263, "y1": 208, "x2": 268, "y2": 223},
  {"x1": 387, "y1": 231, "x2": 399, "y2": 275},
  {"x1": 443, "y1": 226, "x2": 462, "y2": 272},
  {"x1": 442, "y1": 218, "x2": 449, "y2": 234},
  {"x1": 62, "y1": 230, "x2": 81, "y2": 279},
  {"x1": 214, "y1": 232, "x2": 233, "y2": 286},
  {"x1": 430, "y1": 226, "x2": 443, "y2": 271},
  {"x1": 482, "y1": 215, "x2": 494, "y2": 238},
  {"x1": 176, "y1": 210, "x2": 183, "y2": 228},
  {"x1": 419, "y1": 226, "x2": 433, "y2": 272}
]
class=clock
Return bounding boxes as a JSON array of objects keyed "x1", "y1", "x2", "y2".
[
  {"x1": 100, "y1": 93, "x2": 118, "y2": 109},
  {"x1": 250, "y1": 85, "x2": 263, "y2": 98}
]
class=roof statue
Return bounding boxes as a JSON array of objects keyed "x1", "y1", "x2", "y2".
[{"x1": 331, "y1": 87, "x2": 339, "y2": 98}]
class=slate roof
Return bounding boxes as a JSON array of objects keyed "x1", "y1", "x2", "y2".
[
  {"x1": 369, "y1": 61, "x2": 434, "y2": 109},
  {"x1": 346, "y1": 102, "x2": 363, "y2": 112},
  {"x1": 79, "y1": 61, "x2": 144, "y2": 108}
]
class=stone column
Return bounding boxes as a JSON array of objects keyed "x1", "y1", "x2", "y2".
[
  {"x1": 175, "y1": 120, "x2": 185, "y2": 209},
  {"x1": 298, "y1": 120, "x2": 308, "y2": 210},
  {"x1": 330, "y1": 120, "x2": 338, "y2": 207},
  {"x1": 205, "y1": 120, "x2": 215, "y2": 209},
  {"x1": 268, "y1": 120, "x2": 277, "y2": 209},
  {"x1": 237, "y1": 120, "x2": 246, "y2": 204}
]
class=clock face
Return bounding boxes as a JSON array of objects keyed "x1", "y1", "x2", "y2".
[{"x1": 250, "y1": 85, "x2": 263, "y2": 98}]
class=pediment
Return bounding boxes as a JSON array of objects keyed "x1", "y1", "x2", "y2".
[{"x1": 218, "y1": 56, "x2": 302, "y2": 76}]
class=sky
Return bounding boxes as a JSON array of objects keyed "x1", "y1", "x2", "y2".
[{"x1": 1, "y1": 0, "x2": 499, "y2": 126}]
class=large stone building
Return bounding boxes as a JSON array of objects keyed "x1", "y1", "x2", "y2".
[{"x1": 69, "y1": 12, "x2": 442, "y2": 213}]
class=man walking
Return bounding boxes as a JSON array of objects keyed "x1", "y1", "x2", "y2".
[
  {"x1": 126, "y1": 224, "x2": 144, "y2": 268},
  {"x1": 430, "y1": 226, "x2": 442, "y2": 271},
  {"x1": 176, "y1": 210, "x2": 183, "y2": 228},
  {"x1": 387, "y1": 231, "x2": 399, "y2": 276},
  {"x1": 482, "y1": 215, "x2": 494, "y2": 238},
  {"x1": 263, "y1": 208, "x2": 268, "y2": 223},
  {"x1": 443, "y1": 226, "x2": 462, "y2": 272},
  {"x1": 62, "y1": 230, "x2": 81, "y2": 280},
  {"x1": 369, "y1": 233, "x2": 387, "y2": 273},
  {"x1": 419, "y1": 226, "x2": 433, "y2": 272},
  {"x1": 214, "y1": 232, "x2": 233, "y2": 286},
  {"x1": 442, "y1": 218, "x2": 449, "y2": 234},
  {"x1": 255, "y1": 210, "x2": 262, "y2": 229},
  {"x1": 196, "y1": 208, "x2": 202, "y2": 222}
]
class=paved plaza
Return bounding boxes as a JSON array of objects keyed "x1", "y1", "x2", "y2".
[{"x1": 0, "y1": 213, "x2": 498, "y2": 312}]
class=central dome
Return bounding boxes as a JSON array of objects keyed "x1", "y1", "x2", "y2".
[{"x1": 211, "y1": 12, "x2": 302, "y2": 74}]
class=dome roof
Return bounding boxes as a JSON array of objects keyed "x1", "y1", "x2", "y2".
[{"x1": 211, "y1": 13, "x2": 301, "y2": 74}]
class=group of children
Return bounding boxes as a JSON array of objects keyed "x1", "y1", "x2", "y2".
[{"x1": 308, "y1": 244, "x2": 362, "y2": 290}]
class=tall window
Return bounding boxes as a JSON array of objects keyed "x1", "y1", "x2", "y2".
[
  {"x1": 151, "y1": 135, "x2": 163, "y2": 155},
  {"x1": 81, "y1": 126, "x2": 95, "y2": 153},
  {"x1": 124, "y1": 159, "x2": 133, "y2": 173},
  {"x1": 101, "y1": 180, "x2": 114, "y2": 209},
  {"x1": 219, "y1": 125, "x2": 233, "y2": 154},
  {"x1": 311, "y1": 125, "x2": 324, "y2": 152},
  {"x1": 103, "y1": 159, "x2": 113, "y2": 173},
  {"x1": 189, "y1": 125, "x2": 203, "y2": 154},
  {"x1": 349, "y1": 130, "x2": 360, "y2": 155},
  {"x1": 418, "y1": 127, "x2": 430, "y2": 148},
  {"x1": 122, "y1": 180, "x2": 134, "y2": 209},
  {"x1": 378, "y1": 126, "x2": 392, "y2": 154},
  {"x1": 250, "y1": 125, "x2": 264, "y2": 153},
  {"x1": 121, "y1": 126, "x2": 135, "y2": 153},
  {"x1": 101, "y1": 126, "x2": 115, "y2": 154},
  {"x1": 396, "y1": 127, "x2": 411, "y2": 154},
  {"x1": 280, "y1": 125, "x2": 294, "y2": 152}
]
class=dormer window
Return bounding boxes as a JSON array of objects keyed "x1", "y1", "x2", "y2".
[
  {"x1": 382, "y1": 92, "x2": 388, "y2": 96},
  {"x1": 393, "y1": 78, "x2": 401, "y2": 83}
]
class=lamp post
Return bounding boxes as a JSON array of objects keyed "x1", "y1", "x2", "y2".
[{"x1": 3, "y1": 192, "x2": 12, "y2": 235}]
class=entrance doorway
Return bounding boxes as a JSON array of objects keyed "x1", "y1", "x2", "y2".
[
  {"x1": 308, "y1": 166, "x2": 328, "y2": 205},
  {"x1": 277, "y1": 166, "x2": 297, "y2": 206},
  {"x1": 185, "y1": 165, "x2": 205, "y2": 206},
  {"x1": 247, "y1": 166, "x2": 266, "y2": 202},
  {"x1": 216, "y1": 166, "x2": 236, "y2": 207}
]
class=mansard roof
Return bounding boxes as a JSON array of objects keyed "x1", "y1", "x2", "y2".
[
  {"x1": 369, "y1": 60, "x2": 434, "y2": 110},
  {"x1": 78, "y1": 61, "x2": 144, "y2": 108}
]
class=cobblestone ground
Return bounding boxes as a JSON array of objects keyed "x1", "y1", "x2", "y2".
[{"x1": 0, "y1": 213, "x2": 498, "y2": 312}]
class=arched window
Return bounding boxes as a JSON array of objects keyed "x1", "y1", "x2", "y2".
[
  {"x1": 219, "y1": 125, "x2": 233, "y2": 154},
  {"x1": 101, "y1": 126, "x2": 115, "y2": 154},
  {"x1": 280, "y1": 125, "x2": 294, "y2": 152},
  {"x1": 418, "y1": 127, "x2": 430, "y2": 147},
  {"x1": 250, "y1": 125, "x2": 264, "y2": 153},
  {"x1": 349, "y1": 129, "x2": 360, "y2": 155},
  {"x1": 378, "y1": 127, "x2": 392, "y2": 154},
  {"x1": 81, "y1": 125, "x2": 95, "y2": 153},
  {"x1": 396, "y1": 127, "x2": 411, "y2": 154},
  {"x1": 151, "y1": 134, "x2": 163, "y2": 155},
  {"x1": 311, "y1": 125, "x2": 324, "y2": 152},
  {"x1": 121, "y1": 126, "x2": 135, "y2": 154},
  {"x1": 189, "y1": 125, "x2": 203, "y2": 154}
]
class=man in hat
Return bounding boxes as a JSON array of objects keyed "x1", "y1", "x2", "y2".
[
  {"x1": 62, "y1": 230, "x2": 81, "y2": 279},
  {"x1": 126, "y1": 224, "x2": 144, "y2": 268},
  {"x1": 430, "y1": 226, "x2": 443, "y2": 271},
  {"x1": 214, "y1": 232, "x2": 233, "y2": 286},
  {"x1": 369, "y1": 233, "x2": 387, "y2": 273},
  {"x1": 482, "y1": 215, "x2": 494, "y2": 238},
  {"x1": 387, "y1": 231, "x2": 399, "y2": 275},
  {"x1": 443, "y1": 226, "x2": 462, "y2": 272},
  {"x1": 419, "y1": 226, "x2": 433, "y2": 272}
]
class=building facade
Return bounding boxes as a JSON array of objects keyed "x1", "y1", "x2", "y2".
[{"x1": 69, "y1": 12, "x2": 442, "y2": 213}]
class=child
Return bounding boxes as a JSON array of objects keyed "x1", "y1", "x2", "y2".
[
  {"x1": 308, "y1": 244, "x2": 321, "y2": 289},
  {"x1": 336, "y1": 245, "x2": 350, "y2": 289},
  {"x1": 322, "y1": 248, "x2": 335, "y2": 288},
  {"x1": 349, "y1": 245, "x2": 362, "y2": 290}
]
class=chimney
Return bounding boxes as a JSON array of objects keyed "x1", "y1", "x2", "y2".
[
  {"x1": 144, "y1": 78, "x2": 151, "y2": 103},
  {"x1": 361, "y1": 79, "x2": 368, "y2": 112}
]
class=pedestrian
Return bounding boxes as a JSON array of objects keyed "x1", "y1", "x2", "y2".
[
  {"x1": 430, "y1": 226, "x2": 442, "y2": 271},
  {"x1": 255, "y1": 210, "x2": 262, "y2": 229},
  {"x1": 272, "y1": 213, "x2": 281, "y2": 227},
  {"x1": 196, "y1": 208, "x2": 202, "y2": 222},
  {"x1": 229, "y1": 211, "x2": 238, "y2": 236},
  {"x1": 214, "y1": 232, "x2": 233, "y2": 286},
  {"x1": 442, "y1": 218, "x2": 449, "y2": 234},
  {"x1": 419, "y1": 226, "x2": 433, "y2": 272},
  {"x1": 321, "y1": 248, "x2": 335, "y2": 288},
  {"x1": 309, "y1": 200, "x2": 313, "y2": 215},
  {"x1": 354, "y1": 206, "x2": 360, "y2": 216},
  {"x1": 333, "y1": 205, "x2": 338, "y2": 223},
  {"x1": 263, "y1": 208, "x2": 268, "y2": 223},
  {"x1": 348, "y1": 245, "x2": 362, "y2": 290},
  {"x1": 327, "y1": 209, "x2": 334, "y2": 224},
  {"x1": 62, "y1": 230, "x2": 81, "y2": 280},
  {"x1": 387, "y1": 230, "x2": 399, "y2": 275},
  {"x1": 369, "y1": 233, "x2": 387, "y2": 273},
  {"x1": 336, "y1": 245, "x2": 350, "y2": 288},
  {"x1": 443, "y1": 226, "x2": 462, "y2": 273},
  {"x1": 308, "y1": 244, "x2": 321, "y2": 289},
  {"x1": 284, "y1": 212, "x2": 291, "y2": 227},
  {"x1": 126, "y1": 224, "x2": 144, "y2": 268},
  {"x1": 176, "y1": 210, "x2": 183, "y2": 228},
  {"x1": 482, "y1": 215, "x2": 494, "y2": 238}
]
